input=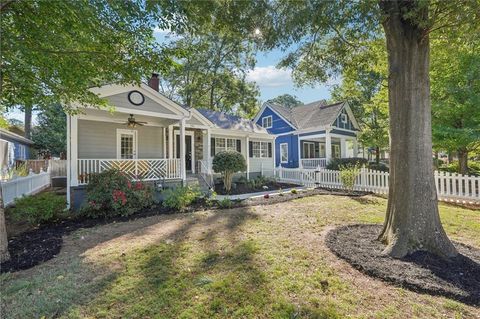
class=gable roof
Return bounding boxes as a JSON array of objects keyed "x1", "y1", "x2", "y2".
[
  {"x1": 197, "y1": 109, "x2": 268, "y2": 134},
  {"x1": 265, "y1": 100, "x2": 356, "y2": 130}
]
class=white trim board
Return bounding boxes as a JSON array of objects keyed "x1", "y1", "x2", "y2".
[{"x1": 116, "y1": 129, "x2": 138, "y2": 159}]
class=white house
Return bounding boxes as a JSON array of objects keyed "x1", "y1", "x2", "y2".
[{"x1": 67, "y1": 74, "x2": 275, "y2": 208}]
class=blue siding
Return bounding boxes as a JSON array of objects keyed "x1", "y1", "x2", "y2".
[
  {"x1": 333, "y1": 108, "x2": 356, "y2": 131},
  {"x1": 299, "y1": 130, "x2": 326, "y2": 137},
  {"x1": 256, "y1": 106, "x2": 295, "y2": 134},
  {"x1": 275, "y1": 134, "x2": 299, "y2": 168},
  {"x1": 330, "y1": 129, "x2": 357, "y2": 137},
  {"x1": 1, "y1": 135, "x2": 30, "y2": 160}
]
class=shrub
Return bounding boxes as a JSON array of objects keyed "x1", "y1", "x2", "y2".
[
  {"x1": 162, "y1": 186, "x2": 201, "y2": 211},
  {"x1": 291, "y1": 189, "x2": 298, "y2": 194},
  {"x1": 439, "y1": 161, "x2": 480, "y2": 176},
  {"x1": 327, "y1": 157, "x2": 368, "y2": 170},
  {"x1": 9, "y1": 192, "x2": 66, "y2": 225},
  {"x1": 212, "y1": 151, "x2": 246, "y2": 192},
  {"x1": 80, "y1": 169, "x2": 155, "y2": 218},
  {"x1": 217, "y1": 198, "x2": 233, "y2": 209},
  {"x1": 339, "y1": 164, "x2": 361, "y2": 193},
  {"x1": 368, "y1": 162, "x2": 389, "y2": 172}
]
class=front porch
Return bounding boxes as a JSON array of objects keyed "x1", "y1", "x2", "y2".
[{"x1": 298, "y1": 131, "x2": 358, "y2": 169}]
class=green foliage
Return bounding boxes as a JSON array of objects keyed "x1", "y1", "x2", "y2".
[
  {"x1": 439, "y1": 161, "x2": 480, "y2": 176},
  {"x1": 217, "y1": 198, "x2": 233, "y2": 209},
  {"x1": 327, "y1": 158, "x2": 368, "y2": 171},
  {"x1": 290, "y1": 189, "x2": 298, "y2": 194},
  {"x1": 31, "y1": 104, "x2": 66, "y2": 157},
  {"x1": 162, "y1": 186, "x2": 201, "y2": 211},
  {"x1": 12, "y1": 163, "x2": 29, "y2": 177},
  {"x1": 1, "y1": 0, "x2": 169, "y2": 111},
  {"x1": 8, "y1": 192, "x2": 66, "y2": 225},
  {"x1": 339, "y1": 164, "x2": 361, "y2": 193},
  {"x1": 80, "y1": 170, "x2": 155, "y2": 218},
  {"x1": 159, "y1": 32, "x2": 260, "y2": 117},
  {"x1": 368, "y1": 162, "x2": 389, "y2": 172},
  {"x1": 267, "y1": 94, "x2": 303, "y2": 109},
  {"x1": 212, "y1": 151, "x2": 246, "y2": 192}
]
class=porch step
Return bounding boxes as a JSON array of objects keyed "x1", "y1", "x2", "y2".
[{"x1": 187, "y1": 174, "x2": 211, "y2": 193}]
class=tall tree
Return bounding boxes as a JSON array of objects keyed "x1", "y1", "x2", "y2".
[
  {"x1": 159, "y1": 32, "x2": 260, "y2": 117},
  {"x1": 331, "y1": 40, "x2": 389, "y2": 164},
  {"x1": 31, "y1": 104, "x2": 67, "y2": 158},
  {"x1": 247, "y1": 0, "x2": 479, "y2": 258},
  {"x1": 430, "y1": 37, "x2": 480, "y2": 174},
  {"x1": 267, "y1": 94, "x2": 303, "y2": 108}
]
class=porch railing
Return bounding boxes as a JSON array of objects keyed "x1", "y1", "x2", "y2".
[
  {"x1": 197, "y1": 160, "x2": 214, "y2": 189},
  {"x1": 301, "y1": 158, "x2": 327, "y2": 169},
  {"x1": 77, "y1": 159, "x2": 181, "y2": 185}
]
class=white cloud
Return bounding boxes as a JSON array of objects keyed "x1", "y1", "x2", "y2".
[{"x1": 246, "y1": 66, "x2": 293, "y2": 88}]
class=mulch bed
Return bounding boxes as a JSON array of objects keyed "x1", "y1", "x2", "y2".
[
  {"x1": 214, "y1": 181, "x2": 299, "y2": 195},
  {"x1": 325, "y1": 224, "x2": 480, "y2": 306},
  {"x1": 1, "y1": 188, "x2": 370, "y2": 274}
]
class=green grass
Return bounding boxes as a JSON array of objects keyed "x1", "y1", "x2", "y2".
[{"x1": 1, "y1": 195, "x2": 479, "y2": 319}]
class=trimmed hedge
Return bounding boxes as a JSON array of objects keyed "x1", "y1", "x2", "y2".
[{"x1": 326, "y1": 158, "x2": 368, "y2": 170}]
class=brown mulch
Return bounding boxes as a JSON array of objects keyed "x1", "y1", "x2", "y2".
[
  {"x1": 325, "y1": 224, "x2": 480, "y2": 306},
  {"x1": 214, "y1": 181, "x2": 300, "y2": 195}
]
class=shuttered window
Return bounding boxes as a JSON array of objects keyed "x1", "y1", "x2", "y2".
[
  {"x1": 212, "y1": 137, "x2": 241, "y2": 156},
  {"x1": 249, "y1": 141, "x2": 272, "y2": 158}
]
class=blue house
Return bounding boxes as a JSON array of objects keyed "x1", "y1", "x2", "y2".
[
  {"x1": 253, "y1": 100, "x2": 360, "y2": 168},
  {"x1": 0, "y1": 128, "x2": 33, "y2": 170}
]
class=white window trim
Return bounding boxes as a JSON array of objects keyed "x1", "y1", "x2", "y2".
[
  {"x1": 214, "y1": 137, "x2": 240, "y2": 153},
  {"x1": 340, "y1": 113, "x2": 348, "y2": 124},
  {"x1": 262, "y1": 115, "x2": 272, "y2": 129},
  {"x1": 251, "y1": 141, "x2": 272, "y2": 158},
  {"x1": 116, "y1": 129, "x2": 138, "y2": 159},
  {"x1": 280, "y1": 143, "x2": 288, "y2": 163},
  {"x1": 303, "y1": 141, "x2": 315, "y2": 159}
]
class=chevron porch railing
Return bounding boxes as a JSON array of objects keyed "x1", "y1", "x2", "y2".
[{"x1": 77, "y1": 159, "x2": 181, "y2": 185}]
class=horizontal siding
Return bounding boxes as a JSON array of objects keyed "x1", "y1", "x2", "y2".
[
  {"x1": 78, "y1": 120, "x2": 164, "y2": 159},
  {"x1": 275, "y1": 134, "x2": 299, "y2": 168},
  {"x1": 249, "y1": 158, "x2": 274, "y2": 172},
  {"x1": 106, "y1": 92, "x2": 177, "y2": 115},
  {"x1": 256, "y1": 106, "x2": 295, "y2": 134}
]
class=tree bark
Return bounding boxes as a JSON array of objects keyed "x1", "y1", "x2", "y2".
[
  {"x1": 378, "y1": 1, "x2": 457, "y2": 259},
  {"x1": 375, "y1": 146, "x2": 380, "y2": 164},
  {"x1": 24, "y1": 104, "x2": 32, "y2": 139},
  {"x1": 457, "y1": 148, "x2": 468, "y2": 175},
  {"x1": 0, "y1": 194, "x2": 10, "y2": 263}
]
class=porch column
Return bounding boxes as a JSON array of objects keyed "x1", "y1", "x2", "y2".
[
  {"x1": 353, "y1": 139, "x2": 358, "y2": 157},
  {"x1": 297, "y1": 135, "x2": 302, "y2": 168},
  {"x1": 206, "y1": 129, "x2": 211, "y2": 173},
  {"x1": 70, "y1": 115, "x2": 78, "y2": 187},
  {"x1": 340, "y1": 137, "x2": 347, "y2": 158},
  {"x1": 325, "y1": 129, "x2": 332, "y2": 164},
  {"x1": 246, "y1": 136, "x2": 250, "y2": 180},
  {"x1": 162, "y1": 127, "x2": 166, "y2": 158},
  {"x1": 168, "y1": 125, "x2": 173, "y2": 159},
  {"x1": 179, "y1": 118, "x2": 186, "y2": 182}
]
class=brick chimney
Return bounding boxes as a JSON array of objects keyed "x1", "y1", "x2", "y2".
[{"x1": 148, "y1": 73, "x2": 159, "y2": 91}]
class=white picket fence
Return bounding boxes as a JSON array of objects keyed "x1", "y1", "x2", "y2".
[
  {"x1": 265, "y1": 167, "x2": 480, "y2": 203},
  {"x1": 0, "y1": 169, "x2": 51, "y2": 206}
]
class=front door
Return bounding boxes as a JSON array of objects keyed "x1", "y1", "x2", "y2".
[
  {"x1": 117, "y1": 129, "x2": 137, "y2": 159},
  {"x1": 176, "y1": 134, "x2": 193, "y2": 172}
]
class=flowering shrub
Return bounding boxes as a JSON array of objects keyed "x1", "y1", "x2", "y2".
[
  {"x1": 80, "y1": 169, "x2": 155, "y2": 218},
  {"x1": 162, "y1": 186, "x2": 201, "y2": 211}
]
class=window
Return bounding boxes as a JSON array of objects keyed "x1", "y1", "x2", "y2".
[
  {"x1": 319, "y1": 144, "x2": 326, "y2": 157},
  {"x1": 249, "y1": 141, "x2": 272, "y2": 158},
  {"x1": 262, "y1": 116, "x2": 272, "y2": 128},
  {"x1": 17, "y1": 144, "x2": 26, "y2": 160},
  {"x1": 340, "y1": 113, "x2": 348, "y2": 124},
  {"x1": 332, "y1": 144, "x2": 340, "y2": 158},
  {"x1": 280, "y1": 143, "x2": 288, "y2": 163},
  {"x1": 212, "y1": 137, "x2": 241, "y2": 156},
  {"x1": 117, "y1": 129, "x2": 137, "y2": 159},
  {"x1": 302, "y1": 142, "x2": 315, "y2": 159}
]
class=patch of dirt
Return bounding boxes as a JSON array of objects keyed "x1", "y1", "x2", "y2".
[
  {"x1": 325, "y1": 224, "x2": 480, "y2": 306},
  {"x1": 214, "y1": 181, "x2": 299, "y2": 195}
]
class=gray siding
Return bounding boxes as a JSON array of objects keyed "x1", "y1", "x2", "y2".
[
  {"x1": 78, "y1": 120, "x2": 164, "y2": 159},
  {"x1": 106, "y1": 92, "x2": 177, "y2": 115}
]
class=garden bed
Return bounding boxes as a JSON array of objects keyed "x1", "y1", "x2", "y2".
[
  {"x1": 214, "y1": 181, "x2": 300, "y2": 195},
  {"x1": 326, "y1": 224, "x2": 480, "y2": 306}
]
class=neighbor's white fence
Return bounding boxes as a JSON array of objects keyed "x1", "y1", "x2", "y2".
[
  {"x1": 0, "y1": 169, "x2": 51, "y2": 206},
  {"x1": 49, "y1": 159, "x2": 67, "y2": 177},
  {"x1": 266, "y1": 167, "x2": 479, "y2": 203}
]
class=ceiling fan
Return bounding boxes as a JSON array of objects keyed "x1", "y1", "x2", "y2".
[{"x1": 122, "y1": 114, "x2": 147, "y2": 128}]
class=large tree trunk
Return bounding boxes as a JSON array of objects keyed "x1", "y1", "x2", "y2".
[
  {"x1": 24, "y1": 104, "x2": 32, "y2": 139},
  {"x1": 375, "y1": 146, "x2": 380, "y2": 164},
  {"x1": 378, "y1": 1, "x2": 457, "y2": 259},
  {"x1": 457, "y1": 148, "x2": 468, "y2": 175},
  {"x1": 0, "y1": 195, "x2": 10, "y2": 262}
]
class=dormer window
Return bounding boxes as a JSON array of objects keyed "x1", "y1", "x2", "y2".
[
  {"x1": 340, "y1": 113, "x2": 347, "y2": 124},
  {"x1": 262, "y1": 115, "x2": 272, "y2": 128}
]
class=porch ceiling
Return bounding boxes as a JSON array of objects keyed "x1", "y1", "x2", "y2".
[{"x1": 78, "y1": 108, "x2": 178, "y2": 127}]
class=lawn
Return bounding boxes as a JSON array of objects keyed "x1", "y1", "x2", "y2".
[{"x1": 1, "y1": 195, "x2": 479, "y2": 318}]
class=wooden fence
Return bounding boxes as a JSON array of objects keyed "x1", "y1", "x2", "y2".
[{"x1": 265, "y1": 167, "x2": 480, "y2": 203}]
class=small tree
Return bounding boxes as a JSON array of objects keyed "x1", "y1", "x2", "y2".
[
  {"x1": 212, "y1": 151, "x2": 246, "y2": 192},
  {"x1": 339, "y1": 164, "x2": 361, "y2": 194}
]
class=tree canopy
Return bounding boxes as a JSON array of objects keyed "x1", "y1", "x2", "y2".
[
  {"x1": 31, "y1": 104, "x2": 66, "y2": 158},
  {"x1": 267, "y1": 94, "x2": 303, "y2": 109}
]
